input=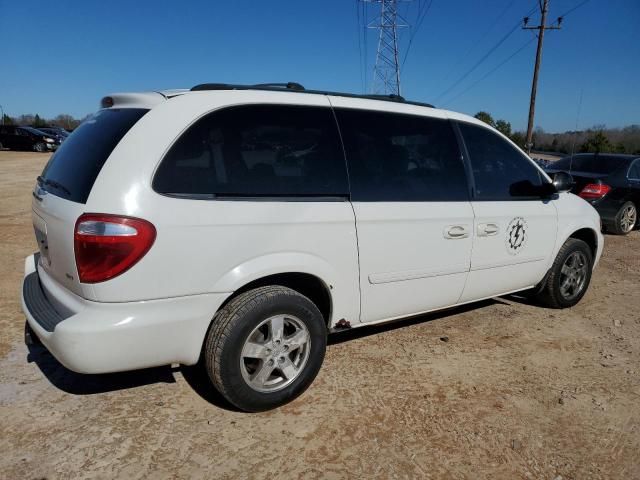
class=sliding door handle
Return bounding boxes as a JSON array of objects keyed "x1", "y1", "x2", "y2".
[
  {"x1": 477, "y1": 223, "x2": 499, "y2": 236},
  {"x1": 444, "y1": 225, "x2": 470, "y2": 239}
]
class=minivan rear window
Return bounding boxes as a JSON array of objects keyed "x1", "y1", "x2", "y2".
[
  {"x1": 153, "y1": 105, "x2": 349, "y2": 199},
  {"x1": 39, "y1": 108, "x2": 148, "y2": 203}
]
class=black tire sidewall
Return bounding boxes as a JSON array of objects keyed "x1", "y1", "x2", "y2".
[
  {"x1": 214, "y1": 292, "x2": 326, "y2": 412},
  {"x1": 550, "y1": 240, "x2": 593, "y2": 308}
]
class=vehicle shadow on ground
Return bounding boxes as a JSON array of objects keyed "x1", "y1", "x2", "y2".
[
  {"x1": 25, "y1": 333, "x2": 238, "y2": 410},
  {"x1": 26, "y1": 341, "x2": 178, "y2": 395},
  {"x1": 25, "y1": 298, "x2": 505, "y2": 410}
]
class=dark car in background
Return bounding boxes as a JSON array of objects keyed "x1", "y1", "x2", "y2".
[
  {"x1": 546, "y1": 153, "x2": 640, "y2": 235},
  {"x1": 37, "y1": 127, "x2": 69, "y2": 143},
  {"x1": 0, "y1": 126, "x2": 58, "y2": 152}
]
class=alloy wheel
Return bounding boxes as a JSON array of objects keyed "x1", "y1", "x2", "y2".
[
  {"x1": 620, "y1": 204, "x2": 637, "y2": 233},
  {"x1": 239, "y1": 314, "x2": 311, "y2": 393},
  {"x1": 559, "y1": 251, "x2": 588, "y2": 301}
]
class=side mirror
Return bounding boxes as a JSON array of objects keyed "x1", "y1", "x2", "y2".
[{"x1": 552, "y1": 171, "x2": 574, "y2": 193}]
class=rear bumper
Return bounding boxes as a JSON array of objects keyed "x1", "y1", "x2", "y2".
[
  {"x1": 21, "y1": 254, "x2": 229, "y2": 374},
  {"x1": 589, "y1": 198, "x2": 625, "y2": 225}
]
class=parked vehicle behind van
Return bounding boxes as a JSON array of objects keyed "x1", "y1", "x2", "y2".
[
  {"x1": 545, "y1": 153, "x2": 640, "y2": 235},
  {"x1": 0, "y1": 125, "x2": 58, "y2": 152},
  {"x1": 22, "y1": 83, "x2": 603, "y2": 411}
]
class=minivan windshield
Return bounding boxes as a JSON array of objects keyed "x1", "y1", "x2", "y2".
[
  {"x1": 552, "y1": 154, "x2": 626, "y2": 175},
  {"x1": 39, "y1": 108, "x2": 148, "y2": 203}
]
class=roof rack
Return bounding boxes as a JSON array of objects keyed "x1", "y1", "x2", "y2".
[{"x1": 189, "y1": 82, "x2": 434, "y2": 108}]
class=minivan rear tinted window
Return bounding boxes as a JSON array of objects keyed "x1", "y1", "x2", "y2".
[
  {"x1": 39, "y1": 108, "x2": 148, "y2": 203},
  {"x1": 153, "y1": 105, "x2": 349, "y2": 199}
]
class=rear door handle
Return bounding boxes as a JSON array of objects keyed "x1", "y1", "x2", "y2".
[
  {"x1": 477, "y1": 223, "x2": 499, "y2": 236},
  {"x1": 444, "y1": 225, "x2": 470, "y2": 239}
]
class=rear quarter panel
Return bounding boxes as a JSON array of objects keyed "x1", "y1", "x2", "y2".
[{"x1": 83, "y1": 91, "x2": 361, "y2": 326}]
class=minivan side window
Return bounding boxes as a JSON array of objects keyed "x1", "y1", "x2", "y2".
[
  {"x1": 459, "y1": 122, "x2": 545, "y2": 201},
  {"x1": 628, "y1": 161, "x2": 640, "y2": 180},
  {"x1": 335, "y1": 108, "x2": 469, "y2": 201},
  {"x1": 153, "y1": 105, "x2": 349, "y2": 198}
]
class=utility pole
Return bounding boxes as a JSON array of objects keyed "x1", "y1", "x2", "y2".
[
  {"x1": 365, "y1": 0, "x2": 408, "y2": 96},
  {"x1": 523, "y1": 0, "x2": 561, "y2": 153}
]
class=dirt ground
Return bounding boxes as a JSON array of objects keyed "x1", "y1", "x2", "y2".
[{"x1": 0, "y1": 150, "x2": 638, "y2": 480}]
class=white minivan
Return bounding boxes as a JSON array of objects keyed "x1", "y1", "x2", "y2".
[{"x1": 22, "y1": 83, "x2": 603, "y2": 411}]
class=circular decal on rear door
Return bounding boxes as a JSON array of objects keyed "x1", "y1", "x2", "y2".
[{"x1": 505, "y1": 217, "x2": 528, "y2": 255}]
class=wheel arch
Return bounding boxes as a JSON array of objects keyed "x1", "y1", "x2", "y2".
[
  {"x1": 209, "y1": 252, "x2": 350, "y2": 327},
  {"x1": 221, "y1": 272, "x2": 333, "y2": 327},
  {"x1": 568, "y1": 227, "x2": 598, "y2": 258}
]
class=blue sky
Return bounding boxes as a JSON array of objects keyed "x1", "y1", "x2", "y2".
[{"x1": 1, "y1": 0, "x2": 638, "y2": 132}]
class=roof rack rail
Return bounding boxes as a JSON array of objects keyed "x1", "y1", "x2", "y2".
[
  {"x1": 189, "y1": 83, "x2": 434, "y2": 108},
  {"x1": 190, "y1": 82, "x2": 305, "y2": 92},
  {"x1": 252, "y1": 82, "x2": 305, "y2": 91}
]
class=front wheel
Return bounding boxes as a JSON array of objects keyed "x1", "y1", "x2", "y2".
[
  {"x1": 204, "y1": 286, "x2": 326, "y2": 412},
  {"x1": 33, "y1": 142, "x2": 46, "y2": 153},
  {"x1": 535, "y1": 238, "x2": 593, "y2": 309}
]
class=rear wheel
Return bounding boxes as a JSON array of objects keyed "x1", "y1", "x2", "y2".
[
  {"x1": 204, "y1": 286, "x2": 326, "y2": 412},
  {"x1": 535, "y1": 238, "x2": 593, "y2": 308},
  {"x1": 610, "y1": 201, "x2": 637, "y2": 235},
  {"x1": 33, "y1": 142, "x2": 46, "y2": 153}
]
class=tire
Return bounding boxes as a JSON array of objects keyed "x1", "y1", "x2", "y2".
[
  {"x1": 33, "y1": 142, "x2": 46, "y2": 153},
  {"x1": 535, "y1": 238, "x2": 593, "y2": 309},
  {"x1": 610, "y1": 201, "x2": 637, "y2": 235},
  {"x1": 204, "y1": 286, "x2": 326, "y2": 412}
]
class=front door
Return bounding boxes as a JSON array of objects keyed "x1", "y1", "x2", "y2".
[
  {"x1": 332, "y1": 102, "x2": 474, "y2": 324},
  {"x1": 456, "y1": 122, "x2": 558, "y2": 302}
]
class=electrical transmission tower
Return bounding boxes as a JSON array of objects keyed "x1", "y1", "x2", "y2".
[{"x1": 365, "y1": 0, "x2": 408, "y2": 96}]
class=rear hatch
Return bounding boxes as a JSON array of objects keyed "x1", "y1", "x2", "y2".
[{"x1": 32, "y1": 108, "x2": 148, "y2": 297}]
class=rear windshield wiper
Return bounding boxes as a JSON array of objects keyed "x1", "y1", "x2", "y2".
[{"x1": 37, "y1": 176, "x2": 72, "y2": 196}]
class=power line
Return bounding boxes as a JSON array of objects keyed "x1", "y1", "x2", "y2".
[
  {"x1": 440, "y1": 0, "x2": 516, "y2": 84},
  {"x1": 557, "y1": 0, "x2": 590, "y2": 18},
  {"x1": 442, "y1": 36, "x2": 536, "y2": 107},
  {"x1": 401, "y1": 0, "x2": 434, "y2": 69},
  {"x1": 434, "y1": 3, "x2": 538, "y2": 103}
]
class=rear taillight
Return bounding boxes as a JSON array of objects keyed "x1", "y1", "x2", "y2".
[
  {"x1": 74, "y1": 213, "x2": 156, "y2": 283},
  {"x1": 579, "y1": 183, "x2": 611, "y2": 200}
]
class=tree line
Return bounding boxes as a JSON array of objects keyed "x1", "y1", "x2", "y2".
[
  {"x1": 473, "y1": 111, "x2": 640, "y2": 155},
  {"x1": 3, "y1": 110, "x2": 639, "y2": 155},
  {"x1": 2, "y1": 113, "x2": 85, "y2": 131}
]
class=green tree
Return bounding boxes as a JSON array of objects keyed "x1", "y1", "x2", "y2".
[
  {"x1": 495, "y1": 119, "x2": 512, "y2": 137},
  {"x1": 1, "y1": 114, "x2": 12, "y2": 125},
  {"x1": 614, "y1": 142, "x2": 626, "y2": 153},
  {"x1": 474, "y1": 111, "x2": 496, "y2": 128},
  {"x1": 510, "y1": 131, "x2": 526, "y2": 148},
  {"x1": 581, "y1": 131, "x2": 614, "y2": 153},
  {"x1": 33, "y1": 114, "x2": 47, "y2": 128}
]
